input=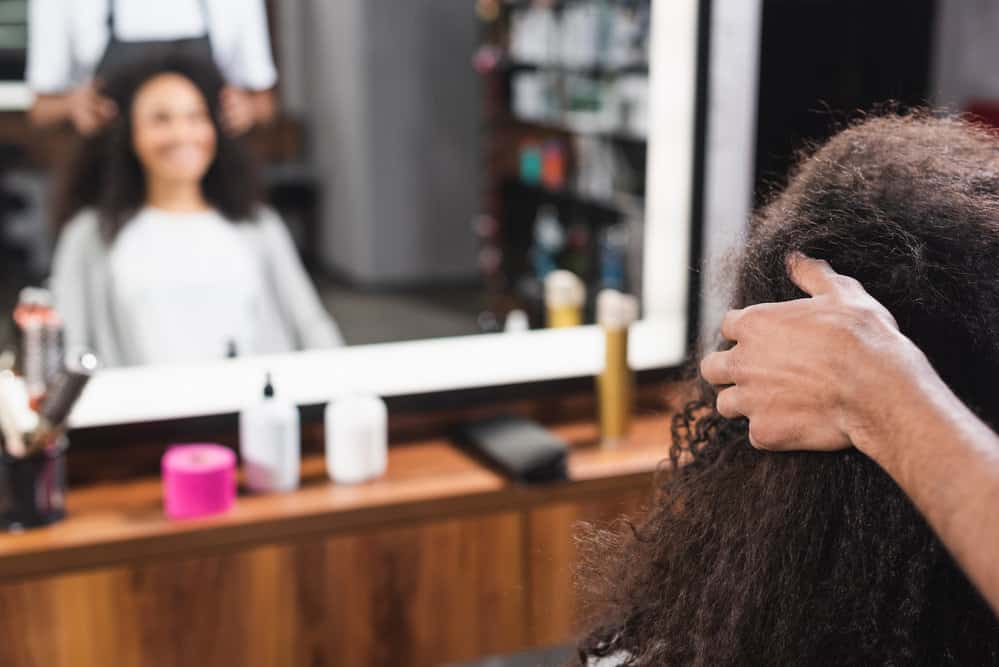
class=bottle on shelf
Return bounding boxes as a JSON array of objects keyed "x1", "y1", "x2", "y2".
[
  {"x1": 596, "y1": 289, "x2": 640, "y2": 447},
  {"x1": 599, "y1": 223, "x2": 630, "y2": 291},
  {"x1": 504, "y1": 309, "x2": 530, "y2": 333},
  {"x1": 541, "y1": 140, "x2": 566, "y2": 190},
  {"x1": 508, "y1": 4, "x2": 560, "y2": 66},
  {"x1": 519, "y1": 141, "x2": 544, "y2": 185},
  {"x1": 562, "y1": 221, "x2": 593, "y2": 279},
  {"x1": 545, "y1": 270, "x2": 586, "y2": 329},
  {"x1": 530, "y1": 204, "x2": 565, "y2": 280},
  {"x1": 239, "y1": 373, "x2": 301, "y2": 494}
]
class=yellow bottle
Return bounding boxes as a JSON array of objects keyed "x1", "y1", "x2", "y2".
[
  {"x1": 544, "y1": 270, "x2": 585, "y2": 328},
  {"x1": 596, "y1": 290, "x2": 639, "y2": 447}
]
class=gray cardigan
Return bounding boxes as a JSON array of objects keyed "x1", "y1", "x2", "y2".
[{"x1": 50, "y1": 207, "x2": 344, "y2": 367}]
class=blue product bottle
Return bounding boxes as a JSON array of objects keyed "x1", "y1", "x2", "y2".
[
  {"x1": 520, "y1": 143, "x2": 543, "y2": 185},
  {"x1": 530, "y1": 205, "x2": 565, "y2": 279},
  {"x1": 599, "y1": 223, "x2": 628, "y2": 291}
]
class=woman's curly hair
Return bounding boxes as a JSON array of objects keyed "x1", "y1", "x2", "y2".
[
  {"x1": 51, "y1": 53, "x2": 260, "y2": 241},
  {"x1": 576, "y1": 114, "x2": 999, "y2": 665}
]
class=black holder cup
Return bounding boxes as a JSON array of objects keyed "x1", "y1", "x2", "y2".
[{"x1": 0, "y1": 437, "x2": 67, "y2": 531}]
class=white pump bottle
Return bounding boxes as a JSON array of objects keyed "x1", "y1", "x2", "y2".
[{"x1": 239, "y1": 373, "x2": 301, "y2": 493}]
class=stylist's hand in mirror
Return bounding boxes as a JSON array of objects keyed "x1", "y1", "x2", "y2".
[
  {"x1": 30, "y1": 80, "x2": 118, "y2": 135},
  {"x1": 220, "y1": 85, "x2": 265, "y2": 136},
  {"x1": 67, "y1": 81, "x2": 118, "y2": 134},
  {"x1": 700, "y1": 253, "x2": 919, "y2": 452}
]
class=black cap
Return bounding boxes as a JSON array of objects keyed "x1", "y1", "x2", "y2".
[{"x1": 263, "y1": 372, "x2": 275, "y2": 398}]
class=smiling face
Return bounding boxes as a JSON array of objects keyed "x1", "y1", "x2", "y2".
[{"x1": 130, "y1": 72, "x2": 217, "y2": 189}]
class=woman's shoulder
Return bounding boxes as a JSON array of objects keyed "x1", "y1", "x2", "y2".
[
  {"x1": 240, "y1": 205, "x2": 291, "y2": 241},
  {"x1": 248, "y1": 204, "x2": 284, "y2": 228},
  {"x1": 55, "y1": 208, "x2": 102, "y2": 249},
  {"x1": 51, "y1": 208, "x2": 106, "y2": 276}
]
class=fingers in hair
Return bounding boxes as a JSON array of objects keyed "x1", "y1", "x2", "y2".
[
  {"x1": 786, "y1": 253, "x2": 839, "y2": 296},
  {"x1": 715, "y1": 386, "x2": 746, "y2": 419}
]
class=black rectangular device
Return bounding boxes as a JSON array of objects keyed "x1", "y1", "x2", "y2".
[{"x1": 458, "y1": 415, "x2": 568, "y2": 484}]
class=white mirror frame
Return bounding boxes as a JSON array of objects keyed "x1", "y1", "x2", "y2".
[{"x1": 69, "y1": 0, "x2": 761, "y2": 429}]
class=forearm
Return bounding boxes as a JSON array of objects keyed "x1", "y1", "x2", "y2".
[
  {"x1": 856, "y1": 363, "x2": 999, "y2": 614},
  {"x1": 29, "y1": 94, "x2": 71, "y2": 127}
]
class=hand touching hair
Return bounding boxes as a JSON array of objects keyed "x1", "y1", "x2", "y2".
[{"x1": 576, "y1": 115, "x2": 999, "y2": 666}]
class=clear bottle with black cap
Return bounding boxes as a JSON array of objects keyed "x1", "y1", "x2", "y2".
[{"x1": 239, "y1": 373, "x2": 301, "y2": 493}]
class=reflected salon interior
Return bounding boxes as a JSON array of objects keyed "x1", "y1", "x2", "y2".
[{"x1": 0, "y1": 0, "x2": 996, "y2": 665}]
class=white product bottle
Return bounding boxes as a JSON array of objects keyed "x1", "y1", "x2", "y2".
[
  {"x1": 325, "y1": 395, "x2": 388, "y2": 484},
  {"x1": 504, "y1": 309, "x2": 530, "y2": 333},
  {"x1": 239, "y1": 373, "x2": 301, "y2": 493}
]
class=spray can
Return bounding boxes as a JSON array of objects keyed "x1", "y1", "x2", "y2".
[
  {"x1": 12, "y1": 288, "x2": 62, "y2": 409},
  {"x1": 545, "y1": 270, "x2": 585, "y2": 328},
  {"x1": 596, "y1": 290, "x2": 639, "y2": 446}
]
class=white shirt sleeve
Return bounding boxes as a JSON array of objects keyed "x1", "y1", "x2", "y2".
[
  {"x1": 26, "y1": 0, "x2": 76, "y2": 93},
  {"x1": 229, "y1": 0, "x2": 278, "y2": 90},
  {"x1": 256, "y1": 208, "x2": 344, "y2": 348},
  {"x1": 50, "y1": 211, "x2": 99, "y2": 354}
]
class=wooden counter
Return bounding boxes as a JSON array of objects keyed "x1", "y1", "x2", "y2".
[{"x1": 0, "y1": 414, "x2": 671, "y2": 667}]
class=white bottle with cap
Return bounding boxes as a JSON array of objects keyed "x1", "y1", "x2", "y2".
[
  {"x1": 239, "y1": 373, "x2": 301, "y2": 493},
  {"x1": 504, "y1": 309, "x2": 530, "y2": 333},
  {"x1": 325, "y1": 394, "x2": 388, "y2": 484}
]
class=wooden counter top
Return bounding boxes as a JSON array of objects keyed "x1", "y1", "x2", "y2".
[{"x1": 0, "y1": 414, "x2": 670, "y2": 582}]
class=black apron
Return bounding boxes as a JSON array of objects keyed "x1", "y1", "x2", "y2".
[{"x1": 94, "y1": 0, "x2": 214, "y2": 81}]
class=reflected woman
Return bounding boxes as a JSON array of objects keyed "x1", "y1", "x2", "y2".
[
  {"x1": 576, "y1": 115, "x2": 999, "y2": 665},
  {"x1": 50, "y1": 55, "x2": 343, "y2": 367}
]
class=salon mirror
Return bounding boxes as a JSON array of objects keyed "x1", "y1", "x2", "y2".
[{"x1": 0, "y1": 0, "x2": 724, "y2": 427}]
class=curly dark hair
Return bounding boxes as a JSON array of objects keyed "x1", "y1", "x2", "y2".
[
  {"x1": 575, "y1": 114, "x2": 999, "y2": 665},
  {"x1": 51, "y1": 53, "x2": 260, "y2": 240}
]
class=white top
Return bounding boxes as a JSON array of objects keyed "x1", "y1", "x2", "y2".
[
  {"x1": 51, "y1": 206, "x2": 343, "y2": 368},
  {"x1": 27, "y1": 0, "x2": 277, "y2": 93},
  {"x1": 108, "y1": 208, "x2": 264, "y2": 365}
]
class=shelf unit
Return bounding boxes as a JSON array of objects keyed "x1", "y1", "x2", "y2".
[{"x1": 475, "y1": 0, "x2": 651, "y2": 328}]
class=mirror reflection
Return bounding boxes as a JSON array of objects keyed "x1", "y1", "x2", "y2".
[{"x1": 0, "y1": 0, "x2": 652, "y2": 368}]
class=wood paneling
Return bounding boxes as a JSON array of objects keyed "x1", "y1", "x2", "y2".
[
  {"x1": 0, "y1": 443, "x2": 507, "y2": 581},
  {"x1": 0, "y1": 511, "x2": 525, "y2": 667},
  {"x1": 526, "y1": 488, "x2": 652, "y2": 648},
  {"x1": 0, "y1": 412, "x2": 675, "y2": 666},
  {"x1": 0, "y1": 416, "x2": 671, "y2": 582}
]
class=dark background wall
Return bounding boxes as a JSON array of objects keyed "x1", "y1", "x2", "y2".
[{"x1": 753, "y1": 0, "x2": 937, "y2": 203}]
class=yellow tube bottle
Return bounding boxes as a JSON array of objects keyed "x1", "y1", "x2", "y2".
[
  {"x1": 544, "y1": 270, "x2": 585, "y2": 329},
  {"x1": 596, "y1": 290, "x2": 639, "y2": 448}
]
